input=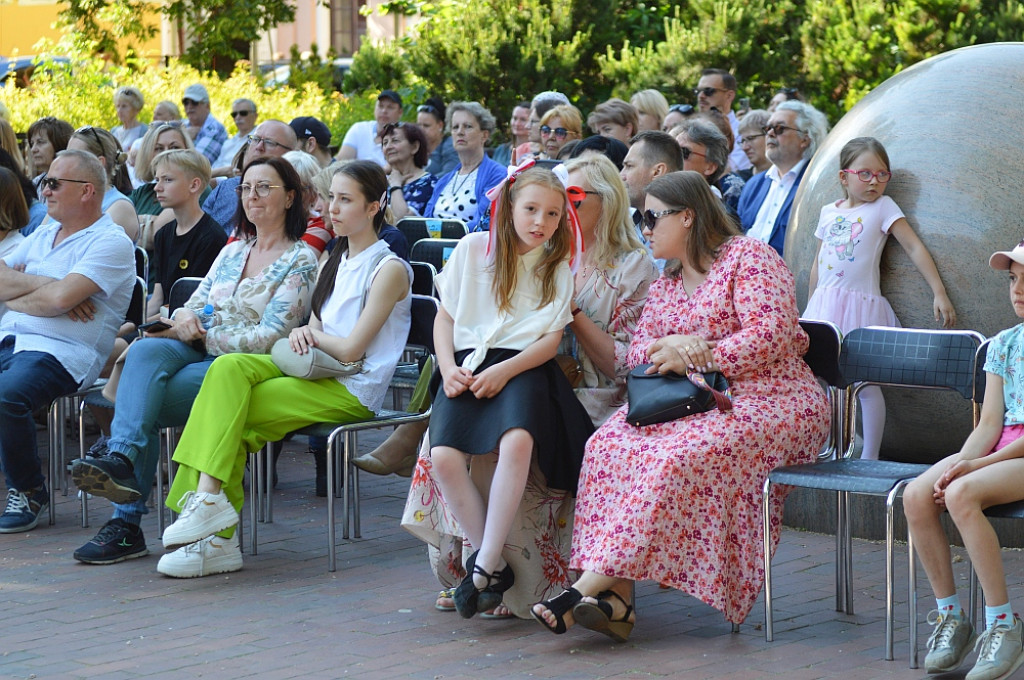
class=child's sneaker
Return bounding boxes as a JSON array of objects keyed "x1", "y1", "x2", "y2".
[
  {"x1": 161, "y1": 490, "x2": 237, "y2": 550},
  {"x1": 967, "y1": 615, "x2": 1024, "y2": 680},
  {"x1": 925, "y1": 608, "x2": 976, "y2": 673}
]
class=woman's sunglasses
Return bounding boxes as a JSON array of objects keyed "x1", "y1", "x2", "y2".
[{"x1": 540, "y1": 125, "x2": 571, "y2": 140}]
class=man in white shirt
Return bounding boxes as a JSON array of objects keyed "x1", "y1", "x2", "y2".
[
  {"x1": 695, "y1": 68, "x2": 751, "y2": 173},
  {"x1": 736, "y1": 100, "x2": 830, "y2": 255},
  {"x1": 335, "y1": 90, "x2": 403, "y2": 167},
  {"x1": 0, "y1": 150, "x2": 135, "y2": 532}
]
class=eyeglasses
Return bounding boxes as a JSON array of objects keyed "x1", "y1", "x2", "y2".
[
  {"x1": 738, "y1": 133, "x2": 765, "y2": 146},
  {"x1": 236, "y1": 183, "x2": 284, "y2": 199},
  {"x1": 41, "y1": 177, "x2": 92, "y2": 191},
  {"x1": 762, "y1": 123, "x2": 804, "y2": 137},
  {"x1": 692, "y1": 87, "x2": 731, "y2": 98},
  {"x1": 540, "y1": 125, "x2": 572, "y2": 140},
  {"x1": 842, "y1": 169, "x2": 892, "y2": 183},
  {"x1": 679, "y1": 146, "x2": 706, "y2": 161},
  {"x1": 247, "y1": 134, "x2": 290, "y2": 151},
  {"x1": 416, "y1": 104, "x2": 439, "y2": 116},
  {"x1": 231, "y1": 110, "x2": 253, "y2": 118},
  {"x1": 570, "y1": 190, "x2": 600, "y2": 209},
  {"x1": 641, "y1": 208, "x2": 683, "y2": 231},
  {"x1": 668, "y1": 104, "x2": 695, "y2": 115}
]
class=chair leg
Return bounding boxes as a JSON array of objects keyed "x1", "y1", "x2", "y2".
[
  {"x1": 350, "y1": 431, "x2": 361, "y2": 539},
  {"x1": 762, "y1": 477, "x2": 775, "y2": 642},
  {"x1": 247, "y1": 450, "x2": 258, "y2": 556},
  {"x1": 77, "y1": 398, "x2": 90, "y2": 528},
  {"x1": 835, "y1": 489, "x2": 845, "y2": 612},
  {"x1": 47, "y1": 401, "x2": 60, "y2": 526},
  {"x1": 884, "y1": 484, "x2": 906, "y2": 662},
  {"x1": 327, "y1": 432, "x2": 339, "y2": 572},
  {"x1": 842, "y1": 491, "x2": 854, "y2": 614}
]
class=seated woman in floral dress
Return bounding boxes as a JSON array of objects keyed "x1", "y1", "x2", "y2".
[{"x1": 532, "y1": 170, "x2": 830, "y2": 641}]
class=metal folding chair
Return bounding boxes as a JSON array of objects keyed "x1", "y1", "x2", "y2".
[{"x1": 763, "y1": 326, "x2": 983, "y2": 666}]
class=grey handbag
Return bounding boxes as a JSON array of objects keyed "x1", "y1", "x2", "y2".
[
  {"x1": 271, "y1": 249, "x2": 393, "y2": 380},
  {"x1": 270, "y1": 340, "x2": 364, "y2": 379}
]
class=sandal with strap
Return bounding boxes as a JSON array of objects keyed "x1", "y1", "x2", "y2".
[
  {"x1": 435, "y1": 588, "x2": 456, "y2": 612},
  {"x1": 452, "y1": 551, "x2": 515, "y2": 619},
  {"x1": 573, "y1": 589, "x2": 635, "y2": 643},
  {"x1": 531, "y1": 587, "x2": 583, "y2": 634}
]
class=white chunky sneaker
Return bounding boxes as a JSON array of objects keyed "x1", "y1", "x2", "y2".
[
  {"x1": 967, "y1": 616, "x2": 1024, "y2": 680},
  {"x1": 161, "y1": 490, "x2": 238, "y2": 550},
  {"x1": 157, "y1": 532, "x2": 242, "y2": 578},
  {"x1": 925, "y1": 608, "x2": 976, "y2": 673}
]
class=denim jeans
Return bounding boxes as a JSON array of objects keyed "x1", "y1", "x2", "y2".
[
  {"x1": 0, "y1": 336, "x2": 78, "y2": 491},
  {"x1": 106, "y1": 337, "x2": 214, "y2": 524}
]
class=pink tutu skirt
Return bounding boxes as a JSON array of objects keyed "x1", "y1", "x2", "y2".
[{"x1": 803, "y1": 287, "x2": 900, "y2": 336}]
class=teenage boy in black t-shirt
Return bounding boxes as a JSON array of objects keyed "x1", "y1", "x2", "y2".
[{"x1": 147, "y1": 149, "x2": 226, "y2": 320}]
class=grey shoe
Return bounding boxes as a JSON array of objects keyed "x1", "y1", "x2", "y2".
[
  {"x1": 967, "y1": 616, "x2": 1024, "y2": 680},
  {"x1": 925, "y1": 609, "x2": 976, "y2": 673}
]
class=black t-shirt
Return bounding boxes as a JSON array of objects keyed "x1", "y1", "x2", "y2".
[{"x1": 152, "y1": 212, "x2": 227, "y2": 294}]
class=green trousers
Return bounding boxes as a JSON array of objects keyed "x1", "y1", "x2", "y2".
[{"x1": 168, "y1": 353, "x2": 373, "y2": 521}]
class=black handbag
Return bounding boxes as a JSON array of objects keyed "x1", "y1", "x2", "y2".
[{"x1": 625, "y1": 364, "x2": 732, "y2": 426}]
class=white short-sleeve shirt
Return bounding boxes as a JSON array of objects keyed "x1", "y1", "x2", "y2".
[
  {"x1": 1, "y1": 215, "x2": 135, "y2": 386},
  {"x1": 435, "y1": 231, "x2": 574, "y2": 372}
]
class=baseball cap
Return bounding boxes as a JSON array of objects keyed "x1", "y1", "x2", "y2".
[
  {"x1": 289, "y1": 116, "x2": 331, "y2": 147},
  {"x1": 989, "y1": 240, "x2": 1024, "y2": 270},
  {"x1": 182, "y1": 84, "x2": 210, "y2": 103},
  {"x1": 378, "y1": 90, "x2": 403, "y2": 108}
]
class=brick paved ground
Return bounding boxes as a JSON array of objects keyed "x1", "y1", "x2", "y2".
[{"x1": 1, "y1": 426, "x2": 1021, "y2": 680}]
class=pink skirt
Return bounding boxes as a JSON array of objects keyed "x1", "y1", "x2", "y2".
[{"x1": 803, "y1": 287, "x2": 899, "y2": 336}]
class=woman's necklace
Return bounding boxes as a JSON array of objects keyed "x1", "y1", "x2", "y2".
[{"x1": 450, "y1": 159, "x2": 482, "y2": 196}]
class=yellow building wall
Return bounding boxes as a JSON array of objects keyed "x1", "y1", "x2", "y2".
[{"x1": 0, "y1": 0, "x2": 162, "y2": 58}]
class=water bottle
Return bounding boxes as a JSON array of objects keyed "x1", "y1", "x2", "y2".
[{"x1": 196, "y1": 304, "x2": 217, "y2": 329}]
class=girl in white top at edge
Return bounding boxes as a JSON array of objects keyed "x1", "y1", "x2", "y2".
[{"x1": 430, "y1": 162, "x2": 594, "y2": 618}]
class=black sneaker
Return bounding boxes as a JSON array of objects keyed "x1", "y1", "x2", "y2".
[
  {"x1": 0, "y1": 487, "x2": 48, "y2": 533},
  {"x1": 70, "y1": 451, "x2": 142, "y2": 504},
  {"x1": 73, "y1": 518, "x2": 149, "y2": 564}
]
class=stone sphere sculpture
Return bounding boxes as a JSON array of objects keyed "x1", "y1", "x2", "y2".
[{"x1": 784, "y1": 42, "x2": 1024, "y2": 459}]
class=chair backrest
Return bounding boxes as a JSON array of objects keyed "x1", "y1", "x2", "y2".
[
  {"x1": 134, "y1": 246, "x2": 149, "y2": 283},
  {"x1": 799, "y1": 319, "x2": 842, "y2": 387},
  {"x1": 396, "y1": 217, "x2": 469, "y2": 247},
  {"x1": 839, "y1": 326, "x2": 984, "y2": 399},
  {"x1": 974, "y1": 338, "x2": 992, "y2": 403},
  {"x1": 126, "y1": 276, "x2": 146, "y2": 328},
  {"x1": 408, "y1": 294, "x2": 439, "y2": 354},
  {"x1": 167, "y1": 276, "x2": 203, "y2": 313},
  {"x1": 410, "y1": 238, "x2": 461, "y2": 273},
  {"x1": 838, "y1": 326, "x2": 984, "y2": 462},
  {"x1": 410, "y1": 261, "x2": 437, "y2": 297}
]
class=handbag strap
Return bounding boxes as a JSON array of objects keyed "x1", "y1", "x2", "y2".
[
  {"x1": 360, "y1": 249, "x2": 396, "y2": 313},
  {"x1": 687, "y1": 372, "x2": 733, "y2": 412}
]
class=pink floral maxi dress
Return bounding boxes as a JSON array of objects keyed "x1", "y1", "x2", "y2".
[{"x1": 573, "y1": 237, "x2": 830, "y2": 624}]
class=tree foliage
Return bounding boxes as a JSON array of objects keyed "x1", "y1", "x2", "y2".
[{"x1": 55, "y1": 0, "x2": 158, "y2": 64}]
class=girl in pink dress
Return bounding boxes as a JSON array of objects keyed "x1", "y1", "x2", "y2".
[
  {"x1": 804, "y1": 137, "x2": 956, "y2": 459},
  {"x1": 533, "y1": 171, "x2": 831, "y2": 641}
]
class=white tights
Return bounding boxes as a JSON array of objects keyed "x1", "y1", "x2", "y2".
[{"x1": 858, "y1": 385, "x2": 886, "y2": 460}]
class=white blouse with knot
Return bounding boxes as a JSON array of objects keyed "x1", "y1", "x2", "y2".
[{"x1": 435, "y1": 231, "x2": 574, "y2": 373}]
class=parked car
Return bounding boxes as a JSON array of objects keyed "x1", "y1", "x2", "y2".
[
  {"x1": 261, "y1": 57, "x2": 353, "y2": 92},
  {"x1": 0, "y1": 55, "x2": 72, "y2": 88}
]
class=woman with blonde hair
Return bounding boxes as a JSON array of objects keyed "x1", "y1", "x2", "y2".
[
  {"x1": 111, "y1": 86, "x2": 146, "y2": 150},
  {"x1": 539, "y1": 104, "x2": 583, "y2": 160},
  {"x1": 630, "y1": 89, "x2": 670, "y2": 132}
]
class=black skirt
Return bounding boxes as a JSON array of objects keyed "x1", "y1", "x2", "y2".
[{"x1": 429, "y1": 348, "x2": 594, "y2": 494}]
